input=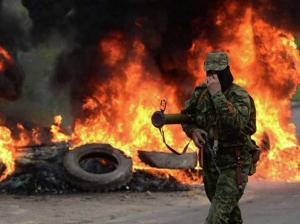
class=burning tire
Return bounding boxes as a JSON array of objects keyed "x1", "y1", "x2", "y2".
[
  {"x1": 63, "y1": 144, "x2": 133, "y2": 191},
  {"x1": 138, "y1": 151, "x2": 198, "y2": 169}
]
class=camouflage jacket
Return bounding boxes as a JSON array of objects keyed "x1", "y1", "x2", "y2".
[{"x1": 182, "y1": 83, "x2": 254, "y2": 167}]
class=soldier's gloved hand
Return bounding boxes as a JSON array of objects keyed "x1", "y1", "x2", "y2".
[
  {"x1": 205, "y1": 74, "x2": 221, "y2": 95},
  {"x1": 191, "y1": 128, "x2": 206, "y2": 149}
]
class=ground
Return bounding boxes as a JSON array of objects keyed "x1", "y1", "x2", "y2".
[
  {"x1": 0, "y1": 180, "x2": 300, "y2": 224},
  {"x1": 0, "y1": 106, "x2": 299, "y2": 224}
]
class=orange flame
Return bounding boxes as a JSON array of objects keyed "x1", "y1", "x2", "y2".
[
  {"x1": 1, "y1": 5, "x2": 300, "y2": 184},
  {"x1": 0, "y1": 47, "x2": 16, "y2": 180},
  {"x1": 71, "y1": 34, "x2": 193, "y2": 160},
  {"x1": 68, "y1": 7, "x2": 300, "y2": 182},
  {"x1": 0, "y1": 126, "x2": 15, "y2": 181},
  {"x1": 0, "y1": 46, "x2": 13, "y2": 73},
  {"x1": 51, "y1": 115, "x2": 70, "y2": 143},
  {"x1": 188, "y1": 8, "x2": 300, "y2": 181}
]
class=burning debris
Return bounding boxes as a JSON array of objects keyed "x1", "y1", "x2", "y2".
[
  {"x1": 138, "y1": 151, "x2": 198, "y2": 169},
  {"x1": 0, "y1": 142, "x2": 192, "y2": 194},
  {"x1": 0, "y1": 142, "x2": 70, "y2": 194},
  {"x1": 0, "y1": 126, "x2": 15, "y2": 181},
  {"x1": 63, "y1": 143, "x2": 133, "y2": 192},
  {"x1": 0, "y1": 0, "x2": 300, "y2": 193}
]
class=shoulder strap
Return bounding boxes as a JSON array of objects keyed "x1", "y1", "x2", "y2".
[
  {"x1": 159, "y1": 88, "x2": 207, "y2": 155},
  {"x1": 159, "y1": 127, "x2": 191, "y2": 155}
]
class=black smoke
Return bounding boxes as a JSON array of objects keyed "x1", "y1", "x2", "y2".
[
  {"x1": 19, "y1": 0, "x2": 300, "y2": 116},
  {"x1": 0, "y1": 0, "x2": 26, "y2": 101},
  {"x1": 21, "y1": 0, "x2": 73, "y2": 43},
  {"x1": 22, "y1": 0, "x2": 226, "y2": 116},
  {"x1": 253, "y1": 0, "x2": 300, "y2": 34}
]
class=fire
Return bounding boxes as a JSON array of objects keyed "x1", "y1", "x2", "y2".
[
  {"x1": 0, "y1": 47, "x2": 16, "y2": 181},
  {"x1": 51, "y1": 115, "x2": 70, "y2": 143},
  {"x1": 0, "y1": 46, "x2": 13, "y2": 73},
  {"x1": 0, "y1": 126, "x2": 15, "y2": 181},
  {"x1": 1, "y1": 5, "x2": 300, "y2": 184},
  {"x1": 188, "y1": 7, "x2": 300, "y2": 181},
  {"x1": 59, "y1": 33, "x2": 198, "y2": 182},
  {"x1": 48, "y1": 6, "x2": 300, "y2": 183},
  {"x1": 71, "y1": 34, "x2": 192, "y2": 162}
]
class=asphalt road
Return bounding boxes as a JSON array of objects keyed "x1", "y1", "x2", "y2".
[
  {"x1": 1, "y1": 180, "x2": 299, "y2": 224},
  {"x1": 106, "y1": 180, "x2": 300, "y2": 224}
]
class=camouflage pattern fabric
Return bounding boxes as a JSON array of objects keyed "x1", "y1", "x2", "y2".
[
  {"x1": 204, "y1": 52, "x2": 229, "y2": 72},
  {"x1": 203, "y1": 157, "x2": 251, "y2": 224},
  {"x1": 182, "y1": 83, "x2": 254, "y2": 224}
]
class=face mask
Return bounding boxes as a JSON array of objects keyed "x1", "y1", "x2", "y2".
[{"x1": 206, "y1": 66, "x2": 234, "y2": 92}]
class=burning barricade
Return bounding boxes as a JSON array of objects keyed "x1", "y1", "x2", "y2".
[
  {"x1": 0, "y1": 1, "x2": 300, "y2": 194},
  {"x1": 0, "y1": 141, "x2": 192, "y2": 194}
]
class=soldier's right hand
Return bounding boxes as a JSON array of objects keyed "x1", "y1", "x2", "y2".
[{"x1": 191, "y1": 128, "x2": 206, "y2": 149}]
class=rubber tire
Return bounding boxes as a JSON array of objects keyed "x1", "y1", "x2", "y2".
[
  {"x1": 138, "y1": 151, "x2": 197, "y2": 169},
  {"x1": 63, "y1": 144, "x2": 133, "y2": 191}
]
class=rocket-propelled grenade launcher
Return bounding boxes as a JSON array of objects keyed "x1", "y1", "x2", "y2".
[
  {"x1": 151, "y1": 100, "x2": 192, "y2": 128},
  {"x1": 150, "y1": 100, "x2": 193, "y2": 156},
  {"x1": 151, "y1": 100, "x2": 219, "y2": 172}
]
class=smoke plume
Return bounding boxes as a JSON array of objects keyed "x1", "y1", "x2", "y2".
[
  {"x1": 1, "y1": 0, "x2": 299, "y2": 121},
  {"x1": 0, "y1": 0, "x2": 27, "y2": 101}
]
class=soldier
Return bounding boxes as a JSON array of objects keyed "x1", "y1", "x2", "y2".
[{"x1": 182, "y1": 51, "x2": 259, "y2": 224}]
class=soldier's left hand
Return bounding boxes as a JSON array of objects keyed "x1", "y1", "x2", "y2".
[{"x1": 205, "y1": 74, "x2": 221, "y2": 96}]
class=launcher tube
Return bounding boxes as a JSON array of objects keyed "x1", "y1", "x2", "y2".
[{"x1": 151, "y1": 111, "x2": 192, "y2": 128}]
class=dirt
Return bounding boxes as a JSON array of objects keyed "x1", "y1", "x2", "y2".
[
  {"x1": 0, "y1": 186, "x2": 207, "y2": 224},
  {"x1": 1, "y1": 179, "x2": 300, "y2": 224}
]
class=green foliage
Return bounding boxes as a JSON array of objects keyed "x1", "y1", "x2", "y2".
[
  {"x1": 293, "y1": 85, "x2": 300, "y2": 102},
  {"x1": 293, "y1": 36, "x2": 300, "y2": 101},
  {"x1": 296, "y1": 37, "x2": 300, "y2": 50}
]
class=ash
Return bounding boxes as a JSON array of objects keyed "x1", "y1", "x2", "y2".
[{"x1": 0, "y1": 143, "x2": 192, "y2": 195}]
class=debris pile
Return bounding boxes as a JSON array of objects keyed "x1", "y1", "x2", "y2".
[{"x1": 0, "y1": 143, "x2": 193, "y2": 195}]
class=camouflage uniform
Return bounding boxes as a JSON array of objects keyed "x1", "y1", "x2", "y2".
[{"x1": 182, "y1": 52, "x2": 254, "y2": 224}]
